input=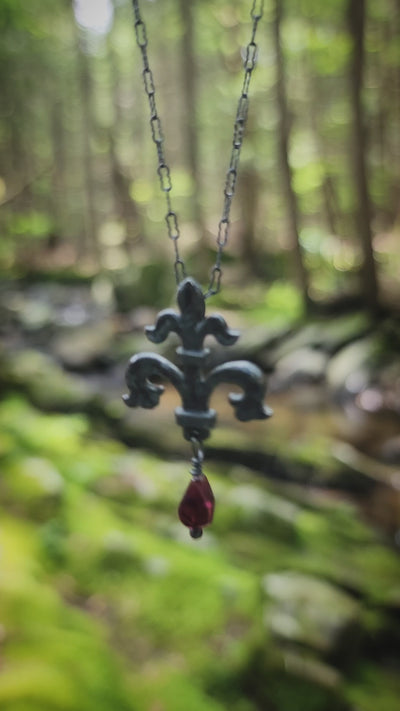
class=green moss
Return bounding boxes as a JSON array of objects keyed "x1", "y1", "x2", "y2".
[
  {"x1": 294, "y1": 506, "x2": 400, "y2": 603},
  {"x1": 345, "y1": 666, "x2": 400, "y2": 711},
  {"x1": 0, "y1": 579, "x2": 136, "y2": 711},
  {"x1": 1, "y1": 351, "x2": 96, "y2": 412},
  {"x1": 279, "y1": 434, "x2": 339, "y2": 478},
  {"x1": 131, "y1": 670, "x2": 227, "y2": 711},
  {"x1": 1, "y1": 395, "x2": 400, "y2": 711}
]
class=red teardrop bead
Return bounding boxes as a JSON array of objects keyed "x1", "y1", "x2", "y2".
[{"x1": 178, "y1": 474, "x2": 215, "y2": 533}]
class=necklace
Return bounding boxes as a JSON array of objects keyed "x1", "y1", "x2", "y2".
[{"x1": 124, "y1": 0, "x2": 272, "y2": 539}]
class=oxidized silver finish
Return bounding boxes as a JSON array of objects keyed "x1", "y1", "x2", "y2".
[{"x1": 123, "y1": 278, "x2": 272, "y2": 442}]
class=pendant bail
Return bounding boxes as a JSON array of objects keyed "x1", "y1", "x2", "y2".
[{"x1": 190, "y1": 437, "x2": 204, "y2": 478}]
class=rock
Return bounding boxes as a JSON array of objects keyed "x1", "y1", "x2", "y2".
[
  {"x1": 109, "y1": 332, "x2": 158, "y2": 364},
  {"x1": 271, "y1": 347, "x2": 328, "y2": 390},
  {"x1": 225, "y1": 484, "x2": 300, "y2": 540},
  {"x1": 112, "y1": 261, "x2": 174, "y2": 312},
  {"x1": 17, "y1": 299, "x2": 54, "y2": 331},
  {"x1": 1, "y1": 456, "x2": 64, "y2": 519},
  {"x1": 263, "y1": 571, "x2": 361, "y2": 663},
  {"x1": 277, "y1": 434, "x2": 341, "y2": 486},
  {"x1": 208, "y1": 323, "x2": 292, "y2": 368},
  {"x1": 99, "y1": 529, "x2": 140, "y2": 571},
  {"x1": 268, "y1": 323, "x2": 323, "y2": 364},
  {"x1": 116, "y1": 406, "x2": 185, "y2": 456},
  {"x1": 345, "y1": 665, "x2": 400, "y2": 711},
  {"x1": 331, "y1": 440, "x2": 399, "y2": 492},
  {"x1": 0, "y1": 283, "x2": 100, "y2": 334},
  {"x1": 52, "y1": 321, "x2": 115, "y2": 370},
  {"x1": 270, "y1": 314, "x2": 371, "y2": 365},
  {"x1": 93, "y1": 457, "x2": 158, "y2": 502},
  {"x1": 1, "y1": 349, "x2": 96, "y2": 412},
  {"x1": 128, "y1": 306, "x2": 158, "y2": 332},
  {"x1": 315, "y1": 313, "x2": 372, "y2": 354},
  {"x1": 257, "y1": 647, "x2": 348, "y2": 711},
  {"x1": 280, "y1": 650, "x2": 342, "y2": 690},
  {"x1": 326, "y1": 336, "x2": 379, "y2": 395},
  {"x1": 380, "y1": 436, "x2": 400, "y2": 465},
  {"x1": 295, "y1": 505, "x2": 400, "y2": 606}
]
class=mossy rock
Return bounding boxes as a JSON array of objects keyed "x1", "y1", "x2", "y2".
[
  {"x1": 209, "y1": 645, "x2": 348, "y2": 711},
  {"x1": 326, "y1": 334, "x2": 382, "y2": 393},
  {"x1": 51, "y1": 321, "x2": 115, "y2": 370},
  {"x1": 270, "y1": 313, "x2": 371, "y2": 365},
  {"x1": 263, "y1": 571, "x2": 361, "y2": 663},
  {"x1": 222, "y1": 484, "x2": 300, "y2": 541},
  {"x1": 344, "y1": 665, "x2": 400, "y2": 711},
  {"x1": 0, "y1": 350, "x2": 96, "y2": 412},
  {"x1": 271, "y1": 346, "x2": 328, "y2": 387},
  {"x1": 1, "y1": 394, "x2": 400, "y2": 711},
  {"x1": 112, "y1": 261, "x2": 174, "y2": 312},
  {"x1": 0, "y1": 456, "x2": 64, "y2": 520},
  {"x1": 262, "y1": 654, "x2": 349, "y2": 711},
  {"x1": 0, "y1": 583, "x2": 136, "y2": 711},
  {"x1": 294, "y1": 505, "x2": 400, "y2": 605}
]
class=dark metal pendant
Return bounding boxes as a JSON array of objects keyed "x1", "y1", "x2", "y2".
[{"x1": 123, "y1": 277, "x2": 272, "y2": 537}]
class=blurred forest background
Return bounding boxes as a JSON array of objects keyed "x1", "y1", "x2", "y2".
[{"x1": 1, "y1": 1, "x2": 400, "y2": 710}]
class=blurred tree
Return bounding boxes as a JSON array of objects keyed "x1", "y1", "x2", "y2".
[
  {"x1": 178, "y1": 0, "x2": 206, "y2": 249},
  {"x1": 347, "y1": 0, "x2": 380, "y2": 314},
  {"x1": 305, "y1": 56, "x2": 341, "y2": 237},
  {"x1": 0, "y1": 0, "x2": 398, "y2": 306},
  {"x1": 73, "y1": 18, "x2": 101, "y2": 265},
  {"x1": 238, "y1": 164, "x2": 263, "y2": 276},
  {"x1": 272, "y1": 0, "x2": 311, "y2": 311},
  {"x1": 50, "y1": 99, "x2": 67, "y2": 244},
  {"x1": 107, "y1": 11, "x2": 142, "y2": 256}
]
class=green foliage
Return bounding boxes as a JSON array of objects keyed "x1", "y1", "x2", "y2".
[
  {"x1": 0, "y1": 0, "x2": 398, "y2": 305},
  {"x1": 0, "y1": 579, "x2": 135, "y2": 711},
  {"x1": 249, "y1": 281, "x2": 304, "y2": 325},
  {"x1": 1, "y1": 394, "x2": 400, "y2": 710},
  {"x1": 1, "y1": 0, "x2": 400, "y2": 704},
  {"x1": 0, "y1": 397, "x2": 264, "y2": 709},
  {"x1": 7, "y1": 211, "x2": 54, "y2": 239},
  {"x1": 345, "y1": 667, "x2": 400, "y2": 711}
]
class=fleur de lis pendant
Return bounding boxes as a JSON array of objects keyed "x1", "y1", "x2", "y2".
[{"x1": 124, "y1": 278, "x2": 272, "y2": 537}]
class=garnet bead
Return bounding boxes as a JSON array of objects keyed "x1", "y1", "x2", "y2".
[{"x1": 178, "y1": 474, "x2": 215, "y2": 536}]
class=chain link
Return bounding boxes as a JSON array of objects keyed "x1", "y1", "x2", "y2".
[
  {"x1": 131, "y1": 0, "x2": 263, "y2": 295},
  {"x1": 205, "y1": 0, "x2": 264, "y2": 297},
  {"x1": 131, "y1": 0, "x2": 186, "y2": 285}
]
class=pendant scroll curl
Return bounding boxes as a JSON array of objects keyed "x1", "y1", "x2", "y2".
[
  {"x1": 123, "y1": 352, "x2": 184, "y2": 409},
  {"x1": 123, "y1": 278, "x2": 272, "y2": 442},
  {"x1": 205, "y1": 361, "x2": 272, "y2": 422}
]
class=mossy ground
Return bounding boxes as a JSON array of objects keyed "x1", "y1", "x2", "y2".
[{"x1": 0, "y1": 396, "x2": 399, "y2": 711}]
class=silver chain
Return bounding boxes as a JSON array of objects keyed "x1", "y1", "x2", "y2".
[
  {"x1": 131, "y1": 0, "x2": 264, "y2": 295},
  {"x1": 132, "y1": 0, "x2": 186, "y2": 285}
]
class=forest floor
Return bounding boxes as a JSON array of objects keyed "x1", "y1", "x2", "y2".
[{"x1": 1, "y1": 276, "x2": 400, "y2": 711}]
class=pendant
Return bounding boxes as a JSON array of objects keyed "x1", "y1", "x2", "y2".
[{"x1": 123, "y1": 277, "x2": 272, "y2": 537}]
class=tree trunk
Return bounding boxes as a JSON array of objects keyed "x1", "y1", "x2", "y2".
[
  {"x1": 238, "y1": 166, "x2": 263, "y2": 276},
  {"x1": 73, "y1": 23, "x2": 101, "y2": 266},
  {"x1": 273, "y1": 0, "x2": 311, "y2": 312},
  {"x1": 305, "y1": 54, "x2": 341, "y2": 236},
  {"x1": 178, "y1": 0, "x2": 206, "y2": 248},
  {"x1": 347, "y1": 0, "x2": 380, "y2": 314},
  {"x1": 50, "y1": 100, "x2": 67, "y2": 242},
  {"x1": 107, "y1": 31, "x2": 141, "y2": 255}
]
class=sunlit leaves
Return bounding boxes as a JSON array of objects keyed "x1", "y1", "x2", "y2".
[
  {"x1": 7, "y1": 211, "x2": 54, "y2": 239},
  {"x1": 306, "y1": 29, "x2": 351, "y2": 76}
]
